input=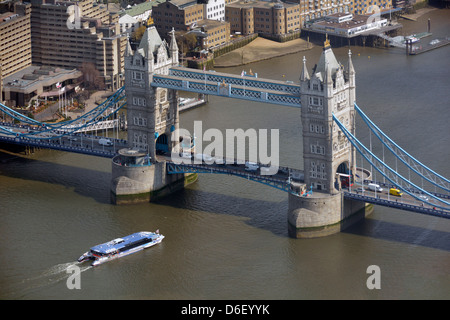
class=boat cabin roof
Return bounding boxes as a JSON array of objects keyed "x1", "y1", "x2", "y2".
[{"x1": 90, "y1": 232, "x2": 155, "y2": 254}]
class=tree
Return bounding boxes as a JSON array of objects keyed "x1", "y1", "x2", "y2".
[
  {"x1": 79, "y1": 62, "x2": 105, "y2": 90},
  {"x1": 132, "y1": 25, "x2": 146, "y2": 43},
  {"x1": 176, "y1": 32, "x2": 198, "y2": 55}
]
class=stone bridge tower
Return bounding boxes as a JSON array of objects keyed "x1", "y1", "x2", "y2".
[
  {"x1": 300, "y1": 38, "x2": 356, "y2": 193},
  {"x1": 124, "y1": 26, "x2": 180, "y2": 159},
  {"x1": 110, "y1": 26, "x2": 197, "y2": 204},
  {"x1": 288, "y1": 39, "x2": 371, "y2": 238}
]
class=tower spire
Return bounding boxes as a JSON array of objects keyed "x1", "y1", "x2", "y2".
[
  {"x1": 348, "y1": 49, "x2": 355, "y2": 75},
  {"x1": 300, "y1": 56, "x2": 309, "y2": 82},
  {"x1": 125, "y1": 35, "x2": 133, "y2": 57},
  {"x1": 169, "y1": 27, "x2": 179, "y2": 65},
  {"x1": 324, "y1": 34, "x2": 331, "y2": 49}
]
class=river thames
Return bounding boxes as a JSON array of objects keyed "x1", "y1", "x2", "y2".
[{"x1": 0, "y1": 9, "x2": 449, "y2": 300}]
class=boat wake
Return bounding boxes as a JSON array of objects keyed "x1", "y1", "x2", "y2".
[
  {"x1": 6, "y1": 261, "x2": 92, "y2": 299},
  {"x1": 40, "y1": 261, "x2": 92, "y2": 281}
]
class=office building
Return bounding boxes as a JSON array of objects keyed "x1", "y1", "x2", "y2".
[{"x1": 30, "y1": 0, "x2": 126, "y2": 90}]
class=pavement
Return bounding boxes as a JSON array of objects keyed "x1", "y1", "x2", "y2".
[{"x1": 33, "y1": 90, "x2": 112, "y2": 123}]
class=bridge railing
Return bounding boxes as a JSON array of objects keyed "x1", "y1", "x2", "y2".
[
  {"x1": 152, "y1": 74, "x2": 301, "y2": 108},
  {"x1": 0, "y1": 135, "x2": 120, "y2": 158},
  {"x1": 344, "y1": 192, "x2": 449, "y2": 218},
  {"x1": 333, "y1": 114, "x2": 450, "y2": 211},
  {"x1": 355, "y1": 103, "x2": 450, "y2": 193}
]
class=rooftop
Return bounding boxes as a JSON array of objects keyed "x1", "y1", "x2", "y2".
[
  {"x1": 227, "y1": 0, "x2": 298, "y2": 9},
  {"x1": 121, "y1": 0, "x2": 165, "y2": 17},
  {"x1": 3, "y1": 65, "x2": 82, "y2": 93}
]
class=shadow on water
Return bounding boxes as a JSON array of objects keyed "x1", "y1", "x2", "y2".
[
  {"x1": 154, "y1": 187, "x2": 289, "y2": 237},
  {"x1": 0, "y1": 149, "x2": 111, "y2": 204},
  {"x1": 158, "y1": 186, "x2": 450, "y2": 250},
  {"x1": 343, "y1": 215, "x2": 450, "y2": 252},
  {"x1": 2, "y1": 149, "x2": 448, "y2": 250}
]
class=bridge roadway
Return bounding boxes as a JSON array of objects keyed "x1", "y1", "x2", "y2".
[
  {"x1": 0, "y1": 122, "x2": 126, "y2": 158},
  {"x1": 151, "y1": 67, "x2": 302, "y2": 108},
  {"x1": 1, "y1": 123, "x2": 448, "y2": 218},
  {"x1": 157, "y1": 154, "x2": 450, "y2": 218}
]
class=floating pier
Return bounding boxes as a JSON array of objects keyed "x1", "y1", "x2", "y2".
[{"x1": 409, "y1": 38, "x2": 450, "y2": 55}]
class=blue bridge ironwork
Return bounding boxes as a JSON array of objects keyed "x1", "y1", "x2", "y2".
[
  {"x1": 0, "y1": 66, "x2": 448, "y2": 219},
  {"x1": 151, "y1": 67, "x2": 301, "y2": 108}
]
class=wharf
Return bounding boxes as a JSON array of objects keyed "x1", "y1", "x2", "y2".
[{"x1": 409, "y1": 38, "x2": 450, "y2": 55}]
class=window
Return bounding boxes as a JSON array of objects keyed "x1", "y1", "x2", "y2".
[
  {"x1": 132, "y1": 97, "x2": 146, "y2": 106},
  {"x1": 132, "y1": 71, "x2": 142, "y2": 80}
]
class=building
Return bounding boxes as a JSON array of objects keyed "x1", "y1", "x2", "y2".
[
  {"x1": 119, "y1": 13, "x2": 140, "y2": 35},
  {"x1": 112, "y1": 26, "x2": 198, "y2": 204},
  {"x1": 204, "y1": 0, "x2": 225, "y2": 21},
  {"x1": 351, "y1": 0, "x2": 393, "y2": 15},
  {"x1": 0, "y1": 2, "x2": 32, "y2": 79},
  {"x1": 2, "y1": 65, "x2": 82, "y2": 107},
  {"x1": 188, "y1": 18, "x2": 230, "y2": 49},
  {"x1": 225, "y1": 0, "x2": 301, "y2": 36},
  {"x1": 306, "y1": 12, "x2": 388, "y2": 38},
  {"x1": 152, "y1": 0, "x2": 205, "y2": 34},
  {"x1": 30, "y1": 0, "x2": 126, "y2": 91},
  {"x1": 124, "y1": 26, "x2": 179, "y2": 156},
  {"x1": 293, "y1": 0, "x2": 393, "y2": 24},
  {"x1": 119, "y1": 0, "x2": 166, "y2": 34},
  {"x1": 299, "y1": 37, "x2": 356, "y2": 192}
]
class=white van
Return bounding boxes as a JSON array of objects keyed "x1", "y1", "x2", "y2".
[
  {"x1": 194, "y1": 153, "x2": 213, "y2": 163},
  {"x1": 99, "y1": 138, "x2": 113, "y2": 146},
  {"x1": 245, "y1": 161, "x2": 259, "y2": 171},
  {"x1": 368, "y1": 183, "x2": 383, "y2": 192}
]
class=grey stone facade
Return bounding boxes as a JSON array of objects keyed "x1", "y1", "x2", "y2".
[
  {"x1": 124, "y1": 27, "x2": 180, "y2": 159},
  {"x1": 300, "y1": 39, "x2": 356, "y2": 193}
]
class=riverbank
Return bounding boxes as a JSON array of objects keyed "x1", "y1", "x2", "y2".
[
  {"x1": 214, "y1": 37, "x2": 313, "y2": 68},
  {"x1": 399, "y1": 7, "x2": 437, "y2": 21}
]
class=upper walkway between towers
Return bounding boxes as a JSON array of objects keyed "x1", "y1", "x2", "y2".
[{"x1": 151, "y1": 67, "x2": 302, "y2": 108}]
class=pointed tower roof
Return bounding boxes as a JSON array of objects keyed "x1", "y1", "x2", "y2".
[
  {"x1": 300, "y1": 56, "x2": 310, "y2": 82},
  {"x1": 125, "y1": 35, "x2": 133, "y2": 57},
  {"x1": 137, "y1": 26, "x2": 163, "y2": 59},
  {"x1": 348, "y1": 49, "x2": 355, "y2": 75},
  {"x1": 325, "y1": 62, "x2": 332, "y2": 85},
  {"x1": 169, "y1": 27, "x2": 178, "y2": 54},
  {"x1": 314, "y1": 35, "x2": 340, "y2": 81}
]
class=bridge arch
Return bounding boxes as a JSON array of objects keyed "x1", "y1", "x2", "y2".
[
  {"x1": 335, "y1": 161, "x2": 353, "y2": 190},
  {"x1": 155, "y1": 133, "x2": 169, "y2": 154}
]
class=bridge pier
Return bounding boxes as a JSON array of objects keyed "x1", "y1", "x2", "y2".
[
  {"x1": 287, "y1": 192, "x2": 373, "y2": 238},
  {"x1": 110, "y1": 149, "x2": 197, "y2": 204}
]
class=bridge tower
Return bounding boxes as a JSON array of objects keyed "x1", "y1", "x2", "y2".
[
  {"x1": 111, "y1": 26, "x2": 197, "y2": 204},
  {"x1": 288, "y1": 39, "x2": 371, "y2": 238}
]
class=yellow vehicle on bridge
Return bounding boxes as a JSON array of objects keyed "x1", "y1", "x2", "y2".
[{"x1": 389, "y1": 188, "x2": 403, "y2": 196}]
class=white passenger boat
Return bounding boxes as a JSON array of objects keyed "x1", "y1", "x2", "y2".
[{"x1": 77, "y1": 231, "x2": 164, "y2": 266}]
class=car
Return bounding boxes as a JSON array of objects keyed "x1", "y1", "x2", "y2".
[
  {"x1": 260, "y1": 165, "x2": 278, "y2": 175},
  {"x1": 418, "y1": 195, "x2": 429, "y2": 201},
  {"x1": 245, "y1": 161, "x2": 259, "y2": 171},
  {"x1": 368, "y1": 183, "x2": 383, "y2": 192},
  {"x1": 194, "y1": 153, "x2": 213, "y2": 163},
  {"x1": 99, "y1": 138, "x2": 113, "y2": 146},
  {"x1": 389, "y1": 188, "x2": 403, "y2": 196},
  {"x1": 68, "y1": 137, "x2": 77, "y2": 142},
  {"x1": 355, "y1": 187, "x2": 365, "y2": 193},
  {"x1": 180, "y1": 152, "x2": 192, "y2": 159},
  {"x1": 213, "y1": 157, "x2": 225, "y2": 165}
]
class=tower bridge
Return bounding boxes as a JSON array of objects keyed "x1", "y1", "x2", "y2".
[{"x1": 0, "y1": 26, "x2": 448, "y2": 238}]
